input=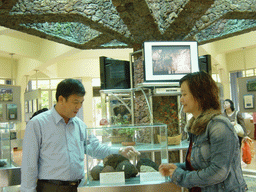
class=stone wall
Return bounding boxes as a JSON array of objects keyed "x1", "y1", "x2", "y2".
[{"x1": 132, "y1": 53, "x2": 186, "y2": 163}]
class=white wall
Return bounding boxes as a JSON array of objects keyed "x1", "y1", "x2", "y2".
[
  {"x1": 226, "y1": 46, "x2": 256, "y2": 71},
  {"x1": 56, "y1": 58, "x2": 100, "y2": 78}
]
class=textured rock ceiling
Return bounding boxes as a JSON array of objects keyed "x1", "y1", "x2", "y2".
[{"x1": 0, "y1": 0, "x2": 256, "y2": 50}]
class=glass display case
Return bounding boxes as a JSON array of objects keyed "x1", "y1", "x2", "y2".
[
  {"x1": 0, "y1": 123, "x2": 12, "y2": 168},
  {"x1": 0, "y1": 122, "x2": 21, "y2": 188},
  {"x1": 78, "y1": 123, "x2": 183, "y2": 192},
  {"x1": 100, "y1": 89, "x2": 134, "y2": 125}
]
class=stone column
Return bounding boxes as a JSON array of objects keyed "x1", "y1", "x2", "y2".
[
  {"x1": 133, "y1": 54, "x2": 151, "y2": 125},
  {"x1": 132, "y1": 50, "x2": 186, "y2": 164}
]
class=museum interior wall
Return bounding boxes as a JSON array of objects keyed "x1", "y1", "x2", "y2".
[{"x1": 0, "y1": 27, "x2": 256, "y2": 141}]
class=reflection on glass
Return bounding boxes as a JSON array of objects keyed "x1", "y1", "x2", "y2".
[{"x1": 31, "y1": 80, "x2": 50, "y2": 90}]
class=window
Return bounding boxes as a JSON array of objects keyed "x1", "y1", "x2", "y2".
[
  {"x1": 0, "y1": 79, "x2": 12, "y2": 85},
  {"x1": 29, "y1": 79, "x2": 64, "y2": 91},
  {"x1": 243, "y1": 69, "x2": 255, "y2": 77},
  {"x1": 50, "y1": 79, "x2": 63, "y2": 89},
  {"x1": 28, "y1": 79, "x2": 64, "y2": 109},
  {"x1": 212, "y1": 73, "x2": 220, "y2": 83}
]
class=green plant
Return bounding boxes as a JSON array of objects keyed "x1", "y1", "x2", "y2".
[
  {"x1": 117, "y1": 127, "x2": 138, "y2": 142},
  {"x1": 118, "y1": 127, "x2": 137, "y2": 137}
]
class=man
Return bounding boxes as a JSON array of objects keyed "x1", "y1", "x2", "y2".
[{"x1": 21, "y1": 79, "x2": 139, "y2": 192}]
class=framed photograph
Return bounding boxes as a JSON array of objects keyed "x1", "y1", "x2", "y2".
[
  {"x1": 6, "y1": 104, "x2": 18, "y2": 120},
  {"x1": 243, "y1": 94, "x2": 254, "y2": 109},
  {"x1": 143, "y1": 41, "x2": 199, "y2": 82},
  {"x1": 246, "y1": 78, "x2": 256, "y2": 92},
  {"x1": 0, "y1": 88, "x2": 13, "y2": 101}
]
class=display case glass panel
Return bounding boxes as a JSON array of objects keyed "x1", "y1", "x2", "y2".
[
  {"x1": 0, "y1": 123, "x2": 12, "y2": 168},
  {"x1": 84, "y1": 123, "x2": 168, "y2": 187},
  {"x1": 100, "y1": 89, "x2": 133, "y2": 125}
]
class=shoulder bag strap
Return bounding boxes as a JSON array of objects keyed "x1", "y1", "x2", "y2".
[{"x1": 234, "y1": 111, "x2": 238, "y2": 124}]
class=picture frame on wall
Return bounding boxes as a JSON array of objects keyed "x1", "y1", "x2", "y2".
[
  {"x1": 246, "y1": 78, "x2": 256, "y2": 92},
  {"x1": 0, "y1": 88, "x2": 13, "y2": 101},
  {"x1": 6, "y1": 103, "x2": 18, "y2": 120},
  {"x1": 243, "y1": 94, "x2": 254, "y2": 109}
]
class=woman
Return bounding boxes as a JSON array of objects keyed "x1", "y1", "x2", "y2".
[
  {"x1": 159, "y1": 71, "x2": 247, "y2": 191},
  {"x1": 223, "y1": 99, "x2": 247, "y2": 146}
]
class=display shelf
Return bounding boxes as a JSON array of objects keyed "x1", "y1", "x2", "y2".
[
  {"x1": 105, "y1": 140, "x2": 188, "y2": 153},
  {"x1": 100, "y1": 89, "x2": 134, "y2": 124},
  {"x1": 100, "y1": 88, "x2": 153, "y2": 125}
]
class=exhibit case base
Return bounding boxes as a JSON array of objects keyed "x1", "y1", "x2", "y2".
[{"x1": 78, "y1": 177, "x2": 181, "y2": 192}]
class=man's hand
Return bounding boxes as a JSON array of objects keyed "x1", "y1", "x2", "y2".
[
  {"x1": 159, "y1": 163, "x2": 177, "y2": 178},
  {"x1": 119, "y1": 146, "x2": 140, "y2": 159}
]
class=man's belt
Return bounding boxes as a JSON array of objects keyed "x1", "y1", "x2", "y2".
[{"x1": 38, "y1": 179, "x2": 81, "y2": 186}]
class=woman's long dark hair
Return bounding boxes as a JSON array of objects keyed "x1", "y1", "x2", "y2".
[
  {"x1": 180, "y1": 71, "x2": 221, "y2": 112},
  {"x1": 224, "y1": 99, "x2": 235, "y2": 111}
]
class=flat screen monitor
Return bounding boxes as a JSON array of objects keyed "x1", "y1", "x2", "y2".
[
  {"x1": 143, "y1": 41, "x2": 199, "y2": 82},
  {"x1": 199, "y1": 54, "x2": 212, "y2": 75},
  {"x1": 100, "y1": 56, "x2": 130, "y2": 89}
]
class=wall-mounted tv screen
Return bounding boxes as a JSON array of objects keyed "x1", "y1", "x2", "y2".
[{"x1": 143, "y1": 41, "x2": 199, "y2": 82}]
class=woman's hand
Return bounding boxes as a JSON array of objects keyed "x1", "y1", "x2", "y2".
[
  {"x1": 159, "y1": 163, "x2": 177, "y2": 177},
  {"x1": 243, "y1": 136, "x2": 252, "y2": 142}
]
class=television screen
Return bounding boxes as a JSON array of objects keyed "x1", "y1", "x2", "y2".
[
  {"x1": 144, "y1": 41, "x2": 199, "y2": 82},
  {"x1": 100, "y1": 57, "x2": 130, "y2": 89},
  {"x1": 199, "y1": 54, "x2": 212, "y2": 75}
]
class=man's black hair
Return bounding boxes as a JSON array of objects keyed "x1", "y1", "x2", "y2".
[{"x1": 56, "y1": 79, "x2": 86, "y2": 101}]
